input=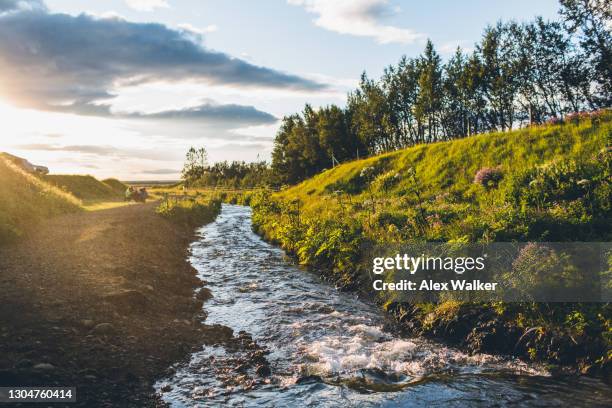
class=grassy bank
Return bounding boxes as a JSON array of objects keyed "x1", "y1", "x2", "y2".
[
  {"x1": 156, "y1": 195, "x2": 222, "y2": 228},
  {"x1": 0, "y1": 154, "x2": 139, "y2": 244},
  {"x1": 0, "y1": 154, "x2": 82, "y2": 244},
  {"x1": 249, "y1": 112, "x2": 612, "y2": 374}
]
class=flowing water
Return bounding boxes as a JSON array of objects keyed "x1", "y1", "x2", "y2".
[{"x1": 156, "y1": 205, "x2": 611, "y2": 407}]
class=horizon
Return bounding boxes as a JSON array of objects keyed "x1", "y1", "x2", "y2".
[{"x1": 0, "y1": 0, "x2": 559, "y2": 180}]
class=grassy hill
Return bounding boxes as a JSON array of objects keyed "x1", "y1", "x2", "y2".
[
  {"x1": 0, "y1": 154, "x2": 82, "y2": 244},
  {"x1": 264, "y1": 110, "x2": 611, "y2": 243},
  {"x1": 278, "y1": 112, "x2": 609, "y2": 212},
  {"x1": 102, "y1": 178, "x2": 128, "y2": 195},
  {"x1": 44, "y1": 175, "x2": 123, "y2": 201},
  {"x1": 249, "y1": 111, "x2": 611, "y2": 371}
]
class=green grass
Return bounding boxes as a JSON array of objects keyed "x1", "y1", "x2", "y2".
[
  {"x1": 279, "y1": 113, "x2": 609, "y2": 209},
  {"x1": 156, "y1": 196, "x2": 222, "y2": 228},
  {"x1": 0, "y1": 154, "x2": 83, "y2": 244},
  {"x1": 43, "y1": 174, "x2": 123, "y2": 201}
]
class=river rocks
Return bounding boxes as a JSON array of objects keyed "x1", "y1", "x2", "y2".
[
  {"x1": 81, "y1": 319, "x2": 96, "y2": 329},
  {"x1": 248, "y1": 350, "x2": 267, "y2": 365},
  {"x1": 15, "y1": 359, "x2": 33, "y2": 368},
  {"x1": 196, "y1": 288, "x2": 213, "y2": 302},
  {"x1": 255, "y1": 364, "x2": 271, "y2": 377},
  {"x1": 296, "y1": 375, "x2": 323, "y2": 384},
  {"x1": 202, "y1": 324, "x2": 233, "y2": 345}
]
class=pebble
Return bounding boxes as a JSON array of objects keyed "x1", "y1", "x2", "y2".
[
  {"x1": 33, "y1": 363, "x2": 55, "y2": 371},
  {"x1": 81, "y1": 319, "x2": 96, "y2": 329},
  {"x1": 15, "y1": 359, "x2": 33, "y2": 368},
  {"x1": 91, "y1": 323, "x2": 115, "y2": 335},
  {"x1": 255, "y1": 364, "x2": 271, "y2": 377}
]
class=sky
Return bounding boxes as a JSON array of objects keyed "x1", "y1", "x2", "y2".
[{"x1": 0, "y1": 0, "x2": 560, "y2": 180}]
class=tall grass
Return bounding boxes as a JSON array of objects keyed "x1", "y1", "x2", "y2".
[
  {"x1": 156, "y1": 196, "x2": 222, "y2": 228},
  {"x1": 0, "y1": 155, "x2": 82, "y2": 244}
]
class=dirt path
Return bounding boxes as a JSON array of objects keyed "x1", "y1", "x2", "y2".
[{"x1": 0, "y1": 203, "x2": 211, "y2": 406}]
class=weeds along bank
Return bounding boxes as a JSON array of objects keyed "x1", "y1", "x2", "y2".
[
  {"x1": 156, "y1": 195, "x2": 222, "y2": 228},
  {"x1": 248, "y1": 111, "x2": 612, "y2": 374}
]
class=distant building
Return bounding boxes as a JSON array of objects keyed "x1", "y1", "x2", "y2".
[{"x1": 2, "y1": 153, "x2": 49, "y2": 175}]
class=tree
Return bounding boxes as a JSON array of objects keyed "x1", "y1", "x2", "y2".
[
  {"x1": 415, "y1": 40, "x2": 444, "y2": 142},
  {"x1": 317, "y1": 105, "x2": 357, "y2": 164},
  {"x1": 181, "y1": 146, "x2": 208, "y2": 185},
  {"x1": 271, "y1": 115, "x2": 303, "y2": 185},
  {"x1": 382, "y1": 56, "x2": 421, "y2": 146},
  {"x1": 477, "y1": 22, "x2": 523, "y2": 131},
  {"x1": 559, "y1": 0, "x2": 612, "y2": 107},
  {"x1": 441, "y1": 47, "x2": 469, "y2": 138},
  {"x1": 348, "y1": 73, "x2": 393, "y2": 154}
]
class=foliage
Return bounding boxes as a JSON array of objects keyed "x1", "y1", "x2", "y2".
[
  {"x1": 155, "y1": 196, "x2": 221, "y2": 228},
  {"x1": 181, "y1": 146, "x2": 208, "y2": 184},
  {"x1": 180, "y1": 145, "x2": 273, "y2": 188}
]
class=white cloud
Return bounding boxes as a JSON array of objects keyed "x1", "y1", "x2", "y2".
[
  {"x1": 288, "y1": 0, "x2": 423, "y2": 44},
  {"x1": 124, "y1": 0, "x2": 169, "y2": 12},
  {"x1": 177, "y1": 23, "x2": 218, "y2": 35}
]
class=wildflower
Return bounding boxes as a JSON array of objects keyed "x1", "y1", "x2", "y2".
[
  {"x1": 576, "y1": 179, "x2": 590, "y2": 186},
  {"x1": 474, "y1": 166, "x2": 504, "y2": 189}
]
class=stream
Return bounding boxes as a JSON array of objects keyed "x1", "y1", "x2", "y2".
[{"x1": 156, "y1": 204, "x2": 611, "y2": 407}]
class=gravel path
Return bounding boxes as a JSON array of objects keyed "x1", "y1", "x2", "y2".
[{"x1": 0, "y1": 203, "x2": 212, "y2": 407}]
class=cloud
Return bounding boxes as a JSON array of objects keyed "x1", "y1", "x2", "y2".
[
  {"x1": 127, "y1": 102, "x2": 277, "y2": 124},
  {"x1": 0, "y1": 0, "x2": 45, "y2": 13},
  {"x1": 0, "y1": 5, "x2": 325, "y2": 116},
  {"x1": 55, "y1": 100, "x2": 278, "y2": 126},
  {"x1": 178, "y1": 22, "x2": 218, "y2": 35},
  {"x1": 124, "y1": 0, "x2": 169, "y2": 12},
  {"x1": 288, "y1": 0, "x2": 423, "y2": 44},
  {"x1": 15, "y1": 143, "x2": 181, "y2": 161},
  {"x1": 141, "y1": 168, "x2": 179, "y2": 175}
]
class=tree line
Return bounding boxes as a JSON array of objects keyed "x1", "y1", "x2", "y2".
[
  {"x1": 271, "y1": 0, "x2": 611, "y2": 185},
  {"x1": 181, "y1": 147, "x2": 272, "y2": 188}
]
